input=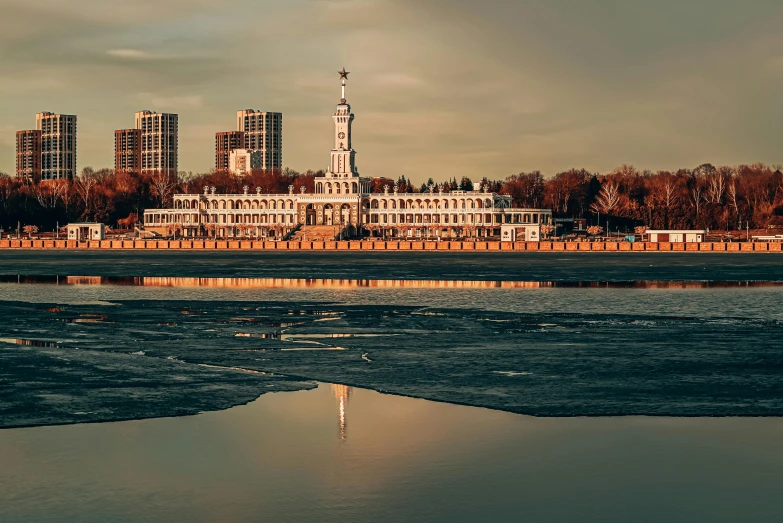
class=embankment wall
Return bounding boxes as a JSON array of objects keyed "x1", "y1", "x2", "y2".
[{"x1": 0, "y1": 240, "x2": 780, "y2": 252}]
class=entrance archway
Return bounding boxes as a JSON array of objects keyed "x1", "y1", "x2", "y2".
[
  {"x1": 324, "y1": 204, "x2": 334, "y2": 226},
  {"x1": 305, "y1": 204, "x2": 316, "y2": 225}
]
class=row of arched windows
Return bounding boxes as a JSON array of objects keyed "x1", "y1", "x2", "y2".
[
  {"x1": 367, "y1": 198, "x2": 496, "y2": 210},
  {"x1": 174, "y1": 199, "x2": 296, "y2": 210},
  {"x1": 315, "y1": 181, "x2": 360, "y2": 194}
]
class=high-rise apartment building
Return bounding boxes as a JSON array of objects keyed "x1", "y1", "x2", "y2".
[
  {"x1": 215, "y1": 131, "x2": 245, "y2": 172},
  {"x1": 229, "y1": 149, "x2": 264, "y2": 176},
  {"x1": 36, "y1": 112, "x2": 77, "y2": 180},
  {"x1": 135, "y1": 111, "x2": 178, "y2": 175},
  {"x1": 236, "y1": 110, "x2": 282, "y2": 170},
  {"x1": 15, "y1": 130, "x2": 42, "y2": 181},
  {"x1": 114, "y1": 129, "x2": 142, "y2": 173}
]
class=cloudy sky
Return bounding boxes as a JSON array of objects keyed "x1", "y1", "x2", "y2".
[{"x1": 1, "y1": 0, "x2": 782, "y2": 182}]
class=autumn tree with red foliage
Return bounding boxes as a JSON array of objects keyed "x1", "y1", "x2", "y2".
[{"x1": 2, "y1": 162, "x2": 782, "y2": 234}]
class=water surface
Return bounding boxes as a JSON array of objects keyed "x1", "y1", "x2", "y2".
[{"x1": 2, "y1": 384, "x2": 782, "y2": 523}]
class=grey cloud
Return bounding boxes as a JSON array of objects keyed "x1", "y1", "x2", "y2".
[{"x1": 2, "y1": 0, "x2": 783, "y2": 178}]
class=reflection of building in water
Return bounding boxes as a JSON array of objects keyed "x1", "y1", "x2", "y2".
[
  {"x1": 40, "y1": 276, "x2": 782, "y2": 290},
  {"x1": 331, "y1": 384, "x2": 352, "y2": 441},
  {"x1": 116, "y1": 277, "x2": 553, "y2": 289}
]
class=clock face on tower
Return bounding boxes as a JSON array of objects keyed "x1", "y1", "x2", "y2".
[{"x1": 338, "y1": 132, "x2": 346, "y2": 139}]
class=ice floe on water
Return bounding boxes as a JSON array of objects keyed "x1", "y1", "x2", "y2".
[{"x1": 3, "y1": 279, "x2": 783, "y2": 421}]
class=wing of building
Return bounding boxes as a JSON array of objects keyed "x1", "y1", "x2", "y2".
[{"x1": 144, "y1": 71, "x2": 552, "y2": 241}]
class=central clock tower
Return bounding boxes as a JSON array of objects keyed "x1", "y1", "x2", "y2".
[
  {"x1": 330, "y1": 68, "x2": 357, "y2": 179},
  {"x1": 313, "y1": 69, "x2": 370, "y2": 197}
]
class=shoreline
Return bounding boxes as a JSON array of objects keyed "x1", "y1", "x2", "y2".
[{"x1": 0, "y1": 238, "x2": 781, "y2": 252}]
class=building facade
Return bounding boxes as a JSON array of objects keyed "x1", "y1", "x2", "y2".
[
  {"x1": 114, "y1": 129, "x2": 142, "y2": 173},
  {"x1": 647, "y1": 230, "x2": 707, "y2": 243},
  {"x1": 135, "y1": 111, "x2": 178, "y2": 175},
  {"x1": 215, "y1": 131, "x2": 245, "y2": 172},
  {"x1": 229, "y1": 149, "x2": 263, "y2": 176},
  {"x1": 236, "y1": 110, "x2": 282, "y2": 170},
  {"x1": 15, "y1": 130, "x2": 42, "y2": 181},
  {"x1": 144, "y1": 71, "x2": 551, "y2": 240},
  {"x1": 36, "y1": 112, "x2": 77, "y2": 180}
]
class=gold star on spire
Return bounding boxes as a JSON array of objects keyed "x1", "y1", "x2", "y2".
[{"x1": 338, "y1": 67, "x2": 350, "y2": 80}]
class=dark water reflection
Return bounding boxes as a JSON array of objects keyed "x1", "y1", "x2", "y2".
[
  {"x1": 2, "y1": 275, "x2": 782, "y2": 288},
  {"x1": 1, "y1": 384, "x2": 782, "y2": 523}
]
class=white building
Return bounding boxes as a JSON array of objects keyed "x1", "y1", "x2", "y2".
[
  {"x1": 144, "y1": 69, "x2": 552, "y2": 240},
  {"x1": 237, "y1": 110, "x2": 282, "y2": 170},
  {"x1": 67, "y1": 223, "x2": 104, "y2": 241},
  {"x1": 36, "y1": 112, "x2": 77, "y2": 180},
  {"x1": 647, "y1": 230, "x2": 707, "y2": 243},
  {"x1": 135, "y1": 111, "x2": 178, "y2": 175},
  {"x1": 229, "y1": 149, "x2": 264, "y2": 176}
]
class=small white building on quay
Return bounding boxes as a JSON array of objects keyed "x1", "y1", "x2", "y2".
[
  {"x1": 647, "y1": 230, "x2": 707, "y2": 243},
  {"x1": 143, "y1": 70, "x2": 552, "y2": 241}
]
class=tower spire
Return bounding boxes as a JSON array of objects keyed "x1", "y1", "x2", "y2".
[{"x1": 338, "y1": 67, "x2": 349, "y2": 102}]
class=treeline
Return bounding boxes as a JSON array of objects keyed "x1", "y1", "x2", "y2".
[
  {"x1": 1, "y1": 163, "x2": 782, "y2": 232},
  {"x1": 0, "y1": 167, "x2": 321, "y2": 232},
  {"x1": 497, "y1": 164, "x2": 783, "y2": 230}
]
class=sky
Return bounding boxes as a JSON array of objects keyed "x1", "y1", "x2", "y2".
[{"x1": 1, "y1": 0, "x2": 782, "y2": 183}]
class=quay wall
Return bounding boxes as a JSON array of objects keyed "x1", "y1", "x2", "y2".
[{"x1": 0, "y1": 239, "x2": 781, "y2": 252}]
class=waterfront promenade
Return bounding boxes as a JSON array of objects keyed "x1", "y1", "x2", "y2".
[{"x1": 0, "y1": 239, "x2": 780, "y2": 252}]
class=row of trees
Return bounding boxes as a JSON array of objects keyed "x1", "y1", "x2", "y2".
[
  {"x1": 0, "y1": 167, "x2": 321, "y2": 232},
  {"x1": 2, "y1": 163, "x2": 782, "y2": 233},
  {"x1": 498, "y1": 164, "x2": 783, "y2": 230}
]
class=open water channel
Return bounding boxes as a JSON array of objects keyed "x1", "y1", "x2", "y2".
[{"x1": 1, "y1": 251, "x2": 782, "y2": 522}]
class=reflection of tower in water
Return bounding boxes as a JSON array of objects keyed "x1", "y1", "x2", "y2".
[{"x1": 331, "y1": 384, "x2": 352, "y2": 441}]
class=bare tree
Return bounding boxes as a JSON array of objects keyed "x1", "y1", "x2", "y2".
[
  {"x1": 705, "y1": 166, "x2": 731, "y2": 204},
  {"x1": 150, "y1": 170, "x2": 178, "y2": 206},
  {"x1": 590, "y1": 181, "x2": 621, "y2": 215},
  {"x1": 32, "y1": 180, "x2": 67, "y2": 209},
  {"x1": 726, "y1": 180, "x2": 740, "y2": 217},
  {"x1": 690, "y1": 184, "x2": 705, "y2": 226},
  {"x1": 0, "y1": 173, "x2": 15, "y2": 215},
  {"x1": 654, "y1": 177, "x2": 679, "y2": 209},
  {"x1": 75, "y1": 169, "x2": 97, "y2": 221}
]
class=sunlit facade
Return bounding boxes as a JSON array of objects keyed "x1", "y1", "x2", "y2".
[{"x1": 143, "y1": 72, "x2": 551, "y2": 240}]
